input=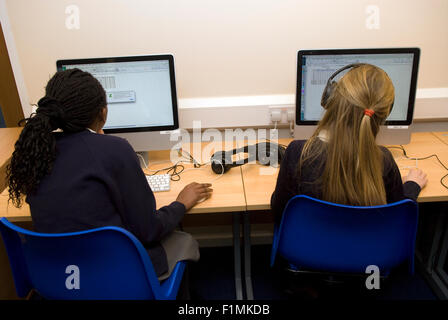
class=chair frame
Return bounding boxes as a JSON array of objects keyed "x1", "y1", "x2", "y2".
[
  {"x1": 271, "y1": 195, "x2": 419, "y2": 277},
  {"x1": 0, "y1": 217, "x2": 186, "y2": 300}
]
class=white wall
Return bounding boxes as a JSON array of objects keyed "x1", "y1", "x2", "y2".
[
  {"x1": 2, "y1": 0, "x2": 448, "y2": 125},
  {"x1": 0, "y1": 0, "x2": 30, "y2": 116}
]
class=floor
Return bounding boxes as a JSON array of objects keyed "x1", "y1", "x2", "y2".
[{"x1": 189, "y1": 244, "x2": 437, "y2": 300}]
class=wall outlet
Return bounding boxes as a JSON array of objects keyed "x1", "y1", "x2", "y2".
[
  {"x1": 268, "y1": 105, "x2": 295, "y2": 124},
  {"x1": 270, "y1": 110, "x2": 282, "y2": 122},
  {"x1": 287, "y1": 109, "x2": 295, "y2": 122}
]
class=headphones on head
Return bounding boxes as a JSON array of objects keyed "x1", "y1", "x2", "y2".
[
  {"x1": 320, "y1": 63, "x2": 394, "y2": 114},
  {"x1": 210, "y1": 142, "x2": 286, "y2": 174},
  {"x1": 321, "y1": 63, "x2": 366, "y2": 109}
]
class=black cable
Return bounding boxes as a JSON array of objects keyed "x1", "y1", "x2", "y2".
[
  {"x1": 146, "y1": 149, "x2": 207, "y2": 182},
  {"x1": 178, "y1": 149, "x2": 208, "y2": 168},
  {"x1": 149, "y1": 162, "x2": 186, "y2": 181},
  {"x1": 387, "y1": 145, "x2": 448, "y2": 190}
]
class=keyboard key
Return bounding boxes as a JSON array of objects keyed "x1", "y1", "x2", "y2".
[{"x1": 146, "y1": 174, "x2": 170, "y2": 192}]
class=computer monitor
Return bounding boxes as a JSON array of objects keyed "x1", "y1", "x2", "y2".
[
  {"x1": 56, "y1": 54, "x2": 179, "y2": 151},
  {"x1": 295, "y1": 48, "x2": 420, "y2": 145}
]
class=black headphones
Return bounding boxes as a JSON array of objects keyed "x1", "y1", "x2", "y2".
[
  {"x1": 210, "y1": 142, "x2": 286, "y2": 174},
  {"x1": 321, "y1": 63, "x2": 366, "y2": 109},
  {"x1": 320, "y1": 63, "x2": 394, "y2": 113}
]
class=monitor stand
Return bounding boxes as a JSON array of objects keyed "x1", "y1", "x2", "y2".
[
  {"x1": 108, "y1": 131, "x2": 179, "y2": 152},
  {"x1": 108, "y1": 131, "x2": 180, "y2": 168},
  {"x1": 294, "y1": 125, "x2": 412, "y2": 145}
]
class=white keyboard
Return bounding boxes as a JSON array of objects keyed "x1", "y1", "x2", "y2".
[{"x1": 146, "y1": 174, "x2": 171, "y2": 192}]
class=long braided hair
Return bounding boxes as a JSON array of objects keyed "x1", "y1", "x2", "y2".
[{"x1": 7, "y1": 68, "x2": 107, "y2": 207}]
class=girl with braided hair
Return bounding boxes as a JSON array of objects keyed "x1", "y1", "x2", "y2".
[{"x1": 7, "y1": 69, "x2": 211, "y2": 285}]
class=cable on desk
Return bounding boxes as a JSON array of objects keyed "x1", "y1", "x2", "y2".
[
  {"x1": 137, "y1": 149, "x2": 221, "y2": 182},
  {"x1": 178, "y1": 149, "x2": 207, "y2": 168},
  {"x1": 152, "y1": 163, "x2": 186, "y2": 181},
  {"x1": 136, "y1": 153, "x2": 149, "y2": 169},
  {"x1": 136, "y1": 153, "x2": 187, "y2": 181},
  {"x1": 387, "y1": 145, "x2": 448, "y2": 190},
  {"x1": 179, "y1": 148, "x2": 225, "y2": 183}
]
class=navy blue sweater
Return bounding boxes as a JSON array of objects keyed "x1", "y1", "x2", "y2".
[
  {"x1": 271, "y1": 140, "x2": 421, "y2": 225},
  {"x1": 26, "y1": 130, "x2": 186, "y2": 276}
]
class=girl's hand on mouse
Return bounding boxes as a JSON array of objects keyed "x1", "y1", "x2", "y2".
[
  {"x1": 403, "y1": 168, "x2": 427, "y2": 189},
  {"x1": 176, "y1": 182, "x2": 213, "y2": 211}
]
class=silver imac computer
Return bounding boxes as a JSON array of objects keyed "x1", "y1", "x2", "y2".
[
  {"x1": 56, "y1": 54, "x2": 179, "y2": 152},
  {"x1": 295, "y1": 48, "x2": 420, "y2": 145}
]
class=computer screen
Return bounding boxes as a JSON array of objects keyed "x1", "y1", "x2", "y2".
[
  {"x1": 296, "y1": 48, "x2": 420, "y2": 126},
  {"x1": 56, "y1": 55, "x2": 179, "y2": 134}
]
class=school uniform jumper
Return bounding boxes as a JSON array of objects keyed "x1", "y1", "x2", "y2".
[{"x1": 27, "y1": 130, "x2": 185, "y2": 277}]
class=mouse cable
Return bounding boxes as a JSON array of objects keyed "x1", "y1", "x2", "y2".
[{"x1": 387, "y1": 145, "x2": 448, "y2": 190}]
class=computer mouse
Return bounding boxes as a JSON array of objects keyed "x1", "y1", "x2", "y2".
[{"x1": 196, "y1": 197, "x2": 207, "y2": 204}]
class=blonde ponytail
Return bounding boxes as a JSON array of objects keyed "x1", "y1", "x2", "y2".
[
  {"x1": 357, "y1": 111, "x2": 386, "y2": 205},
  {"x1": 299, "y1": 64, "x2": 394, "y2": 206}
]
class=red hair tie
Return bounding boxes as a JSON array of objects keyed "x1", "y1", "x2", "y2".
[{"x1": 364, "y1": 109, "x2": 375, "y2": 117}]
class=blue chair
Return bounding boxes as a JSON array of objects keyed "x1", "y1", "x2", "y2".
[
  {"x1": 0, "y1": 217, "x2": 186, "y2": 300},
  {"x1": 271, "y1": 195, "x2": 419, "y2": 277}
]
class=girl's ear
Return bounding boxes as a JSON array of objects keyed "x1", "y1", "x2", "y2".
[
  {"x1": 102, "y1": 106, "x2": 108, "y2": 120},
  {"x1": 100, "y1": 107, "x2": 108, "y2": 125}
]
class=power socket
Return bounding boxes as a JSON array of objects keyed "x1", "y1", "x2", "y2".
[
  {"x1": 269, "y1": 105, "x2": 295, "y2": 124},
  {"x1": 270, "y1": 110, "x2": 282, "y2": 123},
  {"x1": 287, "y1": 110, "x2": 295, "y2": 122}
]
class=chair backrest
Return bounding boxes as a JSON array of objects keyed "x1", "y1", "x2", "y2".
[
  {"x1": 0, "y1": 218, "x2": 163, "y2": 300},
  {"x1": 271, "y1": 195, "x2": 419, "y2": 276}
]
